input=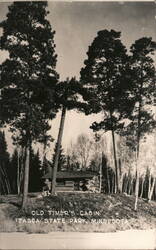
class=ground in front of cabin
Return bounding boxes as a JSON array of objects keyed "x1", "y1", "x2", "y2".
[{"x1": 0, "y1": 193, "x2": 156, "y2": 233}]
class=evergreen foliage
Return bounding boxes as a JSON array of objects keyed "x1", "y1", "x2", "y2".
[
  {"x1": 0, "y1": 131, "x2": 10, "y2": 194},
  {"x1": 9, "y1": 148, "x2": 18, "y2": 194},
  {"x1": 80, "y1": 29, "x2": 132, "y2": 121},
  {"x1": 0, "y1": 1, "x2": 59, "y2": 144},
  {"x1": 124, "y1": 37, "x2": 155, "y2": 209},
  {"x1": 9, "y1": 147, "x2": 43, "y2": 194},
  {"x1": 123, "y1": 37, "x2": 156, "y2": 152},
  {"x1": 80, "y1": 29, "x2": 132, "y2": 192},
  {"x1": 0, "y1": 4, "x2": 155, "y2": 204},
  {"x1": 29, "y1": 149, "x2": 43, "y2": 192},
  {"x1": 51, "y1": 77, "x2": 88, "y2": 194},
  {"x1": 0, "y1": 1, "x2": 59, "y2": 207}
]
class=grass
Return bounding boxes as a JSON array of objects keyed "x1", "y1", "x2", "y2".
[{"x1": 0, "y1": 192, "x2": 156, "y2": 233}]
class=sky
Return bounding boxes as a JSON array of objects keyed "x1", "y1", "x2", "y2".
[{"x1": 0, "y1": 1, "x2": 156, "y2": 156}]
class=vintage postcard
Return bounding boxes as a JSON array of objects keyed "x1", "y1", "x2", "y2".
[{"x1": 0, "y1": 0, "x2": 156, "y2": 249}]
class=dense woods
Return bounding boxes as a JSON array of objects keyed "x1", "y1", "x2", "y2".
[
  {"x1": 0, "y1": 1, "x2": 155, "y2": 210},
  {"x1": 0, "y1": 130, "x2": 156, "y2": 202}
]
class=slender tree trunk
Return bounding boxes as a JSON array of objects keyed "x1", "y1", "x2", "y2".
[
  {"x1": 126, "y1": 177, "x2": 129, "y2": 194},
  {"x1": 134, "y1": 143, "x2": 140, "y2": 210},
  {"x1": 20, "y1": 146, "x2": 25, "y2": 194},
  {"x1": 134, "y1": 146, "x2": 140, "y2": 210},
  {"x1": 119, "y1": 174, "x2": 124, "y2": 193},
  {"x1": 99, "y1": 152, "x2": 103, "y2": 193},
  {"x1": 134, "y1": 149, "x2": 140, "y2": 211},
  {"x1": 21, "y1": 142, "x2": 30, "y2": 209},
  {"x1": 148, "y1": 177, "x2": 155, "y2": 202},
  {"x1": 134, "y1": 171, "x2": 139, "y2": 210},
  {"x1": 122, "y1": 175, "x2": 125, "y2": 193},
  {"x1": 134, "y1": 134, "x2": 140, "y2": 209},
  {"x1": 123, "y1": 175, "x2": 128, "y2": 193},
  {"x1": 127, "y1": 177, "x2": 130, "y2": 194},
  {"x1": 118, "y1": 159, "x2": 121, "y2": 193},
  {"x1": 112, "y1": 172, "x2": 115, "y2": 193},
  {"x1": 17, "y1": 148, "x2": 20, "y2": 195},
  {"x1": 119, "y1": 171, "x2": 124, "y2": 193},
  {"x1": 140, "y1": 177, "x2": 145, "y2": 198},
  {"x1": 127, "y1": 175, "x2": 131, "y2": 194},
  {"x1": 111, "y1": 130, "x2": 119, "y2": 193},
  {"x1": 128, "y1": 177, "x2": 133, "y2": 195},
  {"x1": 148, "y1": 172, "x2": 152, "y2": 199},
  {"x1": 148, "y1": 178, "x2": 156, "y2": 201},
  {"x1": 51, "y1": 106, "x2": 66, "y2": 195},
  {"x1": 99, "y1": 167, "x2": 102, "y2": 193},
  {"x1": 111, "y1": 174, "x2": 114, "y2": 193},
  {"x1": 134, "y1": 78, "x2": 143, "y2": 210},
  {"x1": 107, "y1": 167, "x2": 110, "y2": 194}
]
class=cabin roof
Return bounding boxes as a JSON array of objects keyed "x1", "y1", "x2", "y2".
[{"x1": 42, "y1": 170, "x2": 99, "y2": 180}]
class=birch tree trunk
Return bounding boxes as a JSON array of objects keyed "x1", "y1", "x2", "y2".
[
  {"x1": 148, "y1": 177, "x2": 155, "y2": 202},
  {"x1": 148, "y1": 172, "x2": 152, "y2": 199}
]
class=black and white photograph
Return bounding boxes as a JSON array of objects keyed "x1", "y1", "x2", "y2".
[{"x1": 0, "y1": 0, "x2": 156, "y2": 249}]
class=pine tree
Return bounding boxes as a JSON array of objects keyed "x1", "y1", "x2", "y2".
[
  {"x1": 51, "y1": 77, "x2": 87, "y2": 195},
  {"x1": 128, "y1": 37, "x2": 156, "y2": 210},
  {"x1": 80, "y1": 30, "x2": 132, "y2": 192},
  {"x1": 0, "y1": 2, "x2": 59, "y2": 207}
]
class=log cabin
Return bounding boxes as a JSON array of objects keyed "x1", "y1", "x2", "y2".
[{"x1": 42, "y1": 170, "x2": 99, "y2": 192}]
